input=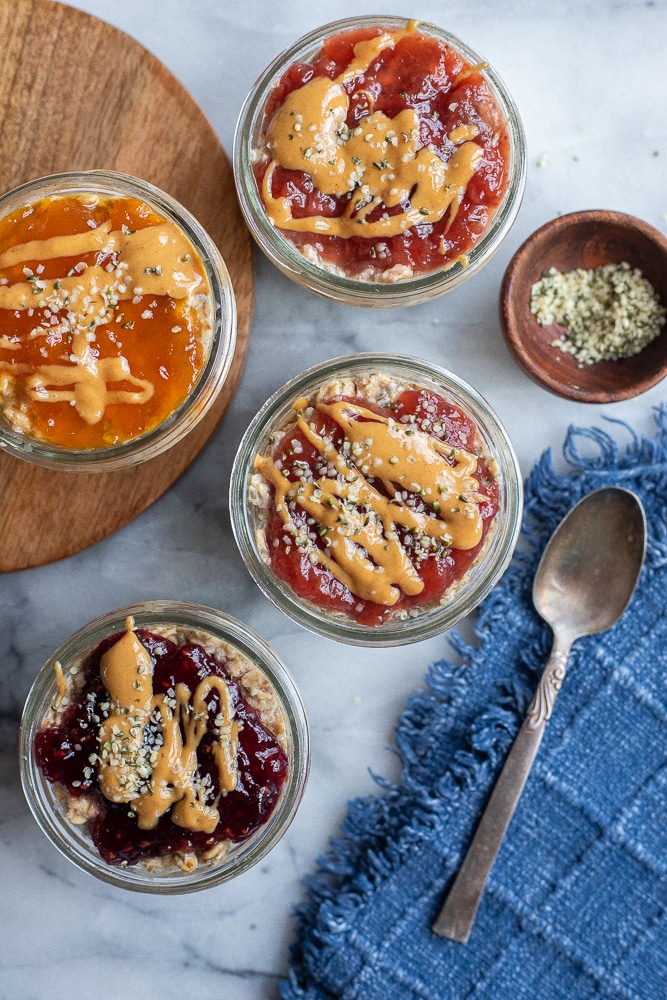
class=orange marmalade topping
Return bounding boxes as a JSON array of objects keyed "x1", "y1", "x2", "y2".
[{"x1": 0, "y1": 192, "x2": 211, "y2": 449}]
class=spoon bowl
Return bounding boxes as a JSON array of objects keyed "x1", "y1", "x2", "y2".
[
  {"x1": 534, "y1": 487, "x2": 647, "y2": 641},
  {"x1": 433, "y1": 486, "x2": 646, "y2": 942}
]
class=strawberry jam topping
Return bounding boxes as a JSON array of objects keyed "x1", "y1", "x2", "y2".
[
  {"x1": 262, "y1": 388, "x2": 499, "y2": 626},
  {"x1": 256, "y1": 24, "x2": 509, "y2": 278},
  {"x1": 34, "y1": 630, "x2": 288, "y2": 867}
]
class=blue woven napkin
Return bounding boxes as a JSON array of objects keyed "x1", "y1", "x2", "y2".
[{"x1": 281, "y1": 409, "x2": 667, "y2": 1000}]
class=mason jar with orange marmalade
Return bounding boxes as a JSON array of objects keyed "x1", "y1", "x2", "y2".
[{"x1": 0, "y1": 171, "x2": 236, "y2": 471}]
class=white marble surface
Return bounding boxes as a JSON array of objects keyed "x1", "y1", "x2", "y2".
[{"x1": 1, "y1": 1, "x2": 666, "y2": 997}]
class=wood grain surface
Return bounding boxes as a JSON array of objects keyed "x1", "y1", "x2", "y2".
[
  {"x1": 0, "y1": 0, "x2": 253, "y2": 572},
  {"x1": 500, "y1": 210, "x2": 667, "y2": 403}
]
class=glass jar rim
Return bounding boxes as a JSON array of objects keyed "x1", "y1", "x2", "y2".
[
  {"x1": 233, "y1": 15, "x2": 526, "y2": 308},
  {"x1": 230, "y1": 352, "x2": 523, "y2": 645},
  {"x1": 20, "y1": 600, "x2": 310, "y2": 893},
  {"x1": 0, "y1": 170, "x2": 237, "y2": 471}
]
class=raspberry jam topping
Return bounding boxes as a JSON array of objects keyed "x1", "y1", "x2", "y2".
[
  {"x1": 34, "y1": 626, "x2": 288, "y2": 867},
  {"x1": 254, "y1": 384, "x2": 500, "y2": 626}
]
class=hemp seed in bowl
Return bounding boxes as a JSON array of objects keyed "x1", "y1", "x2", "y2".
[
  {"x1": 530, "y1": 261, "x2": 665, "y2": 365},
  {"x1": 500, "y1": 210, "x2": 667, "y2": 403}
]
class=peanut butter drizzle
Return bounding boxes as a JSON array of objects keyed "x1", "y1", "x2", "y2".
[
  {"x1": 261, "y1": 21, "x2": 484, "y2": 240},
  {"x1": 15, "y1": 358, "x2": 154, "y2": 425},
  {"x1": 0, "y1": 217, "x2": 206, "y2": 425},
  {"x1": 0, "y1": 222, "x2": 204, "y2": 301},
  {"x1": 96, "y1": 617, "x2": 240, "y2": 834},
  {"x1": 52, "y1": 661, "x2": 67, "y2": 709},
  {"x1": 256, "y1": 397, "x2": 486, "y2": 606},
  {"x1": 0, "y1": 220, "x2": 116, "y2": 268}
]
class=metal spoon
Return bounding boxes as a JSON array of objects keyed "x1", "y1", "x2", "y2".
[{"x1": 432, "y1": 486, "x2": 646, "y2": 943}]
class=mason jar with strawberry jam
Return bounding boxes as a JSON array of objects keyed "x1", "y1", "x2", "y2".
[
  {"x1": 230, "y1": 354, "x2": 523, "y2": 645},
  {"x1": 234, "y1": 17, "x2": 526, "y2": 307}
]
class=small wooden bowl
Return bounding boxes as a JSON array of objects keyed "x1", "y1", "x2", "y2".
[{"x1": 500, "y1": 210, "x2": 667, "y2": 402}]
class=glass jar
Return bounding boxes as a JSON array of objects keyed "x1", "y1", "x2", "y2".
[
  {"x1": 230, "y1": 353, "x2": 523, "y2": 645},
  {"x1": 20, "y1": 601, "x2": 309, "y2": 893},
  {"x1": 0, "y1": 170, "x2": 236, "y2": 471},
  {"x1": 234, "y1": 15, "x2": 526, "y2": 308}
]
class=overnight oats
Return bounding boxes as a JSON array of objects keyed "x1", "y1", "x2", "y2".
[
  {"x1": 234, "y1": 16, "x2": 525, "y2": 306},
  {"x1": 20, "y1": 603, "x2": 309, "y2": 892},
  {"x1": 230, "y1": 355, "x2": 523, "y2": 645},
  {"x1": 0, "y1": 171, "x2": 236, "y2": 470}
]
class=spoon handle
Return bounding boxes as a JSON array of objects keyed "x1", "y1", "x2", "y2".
[{"x1": 432, "y1": 641, "x2": 570, "y2": 943}]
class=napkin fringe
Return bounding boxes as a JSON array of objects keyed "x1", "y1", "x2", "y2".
[{"x1": 281, "y1": 406, "x2": 667, "y2": 1000}]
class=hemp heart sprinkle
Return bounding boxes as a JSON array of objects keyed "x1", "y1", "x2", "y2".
[{"x1": 530, "y1": 261, "x2": 666, "y2": 365}]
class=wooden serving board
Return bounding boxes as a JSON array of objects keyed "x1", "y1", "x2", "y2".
[{"x1": 0, "y1": 0, "x2": 253, "y2": 572}]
